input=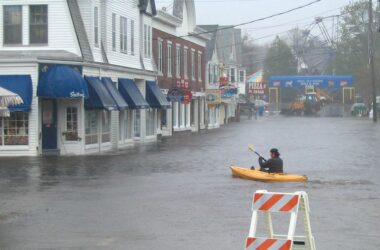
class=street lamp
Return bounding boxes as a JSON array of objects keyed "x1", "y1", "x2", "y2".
[{"x1": 369, "y1": 0, "x2": 377, "y2": 122}]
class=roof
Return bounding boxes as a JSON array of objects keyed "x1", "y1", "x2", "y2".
[
  {"x1": 198, "y1": 25, "x2": 218, "y2": 61},
  {"x1": 216, "y1": 26, "x2": 242, "y2": 66},
  {"x1": 67, "y1": 0, "x2": 94, "y2": 62},
  {"x1": 0, "y1": 50, "x2": 82, "y2": 61},
  {"x1": 139, "y1": 0, "x2": 157, "y2": 16}
]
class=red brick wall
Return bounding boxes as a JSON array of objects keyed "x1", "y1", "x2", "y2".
[{"x1": 153, "y1": 28, "x2": 206, "y2": 92}]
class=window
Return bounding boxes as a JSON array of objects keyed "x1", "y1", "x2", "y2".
[
  {"x1": 176, "y1": 45, "x2": 181, "y2": 78},
  {"x1": 102, "y1": 111, "x2": 110, "y2": 142},
  {"x1": 146, "y1": 108, "x2": 155, "y2": 136},
  {"x1": 230, "y1": 68, "x2": 236, "y2": 83},
  {"x1": 167, "y1": 43, "x2": 172, "y2": 77},
  {"x1": 208, "y1": 64, "x2": 212, "y2": 83},
  {"x1": 1, "y1": 112, "x2": 28, "y2": 145},
  {"x1": 191, "y1": 51, "x2": 195, "y2": 80},
  {"x1": 65, "y1": 107, "x2": 78, "y2": 141},
  {"x1": 120, "y1": 17, "x2": 127, "y2": 52},
  {"x1": 30, "y1": 5, "x2": 48, "y2": 44},
  {"x1": 184, "y1": 48, "x2": 188, "y2": 79},
  {"x1": 3, "y1": 5, "x2": 22, "y2": 45},
  {"x1": 85, "y1": 110, "x2": 98, "y2": 145},
  {"x1": 158, "y1": 39, "x2": 163, "y2": 73},
  {"x1": 198, "y1": 53, "x2": 202, "y2": 81},
  {"x1": 133, "y1": 110, "x2": 140, "y2": 137},
  {"x1": 239, "y1": 70, "x2": 245, "y2": 82},
  {"x1": 148, "y1": 25, "x2": 151, "y2": 57},
  {"x1": 112, "y1": 13, "x2": 116, "y2": 51},
  {"x1": 94, "y1": 7, "x2": 99, "y2": 47},
  {"x1": 130, "y1": 20, "x2": 135, "y2": 54},
  {"x1": 213, "y1": 64, "x2": 218, "y2": 83},
  {"x1": 144, "y1": 24, "x2": 151, "y2": 57}
]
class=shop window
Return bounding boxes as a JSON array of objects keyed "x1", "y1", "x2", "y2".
[
  {"x1": 172, "y1": 102, "x2": 178, "y2": 128},
  {"x1": 146, "y1": 108, "x2": 155, "y2": 136},
  {"x1": 133, "y1": 110, "x2": 140, "y2": 137},
  {"x1": 30, "y1": 5, "x2": 48, "y2": 44},
  {"x1": 119, "y1": 110, "x2": 131, "y2": 141},
  {"x1": 190, "y1": 99, "x2": 195, "y2": 126},
  {"x1": 161, "y1": 109, "x2": 167, "y2": 128},
  {"x1": 180, "y1": 103, "x2": 185, "y2": 127},
  {"x1": 65, "y1": 107, "x2": 78, "y2": 141},
  {"x1": 3, "y1": 5, "x2": 22, "y2": 45},
  {"x1": 2, "y1": 112, "x2": 29, "y2": 145},
  {"x1": 102, "y1": 111, "x2": 110, "y2": 142},
  {"x1": 85, "y1": 110, "x2": 98, "y2": 145}
]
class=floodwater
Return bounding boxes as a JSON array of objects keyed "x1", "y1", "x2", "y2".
[{"x1": 0, "y1": 116, "x2": 379, "y2": 250}]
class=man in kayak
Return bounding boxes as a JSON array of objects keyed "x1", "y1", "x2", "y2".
[{"x1": 258, "y1": 148, "x2": 283, "y2": 173}]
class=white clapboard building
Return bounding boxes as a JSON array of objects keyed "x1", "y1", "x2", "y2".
[{"x1": 0, "y1": 0, "x2": 170, "y2": 156}]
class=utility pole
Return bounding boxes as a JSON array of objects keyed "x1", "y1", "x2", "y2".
[{"x1": 368, "y1": 0, "x2": 377, "y2": 122}]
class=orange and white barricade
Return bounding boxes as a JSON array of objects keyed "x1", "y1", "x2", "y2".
[{"x1": 245, "y1": 190, "x2": 316, "y2": 250}]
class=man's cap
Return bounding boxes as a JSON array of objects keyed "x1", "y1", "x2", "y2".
[{"x1": 270, "y1": 148, "x2": 279, "y2": 154}]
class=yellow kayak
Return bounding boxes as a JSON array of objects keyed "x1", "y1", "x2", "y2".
[{"x1": 230, "y1": 166, "x2": 308, "y2": 183}]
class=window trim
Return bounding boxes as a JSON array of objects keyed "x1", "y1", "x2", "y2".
[
  {"x1": 3, "y1": 5, "x2": 23, "y2": 46},
  {"x1": 120, "y1": 16, "x2": 128, "y2": 53},
  {"x1": 157, "y1": 38, "x2": 163, "y2": 74},
  {"x1": 94, "y1": 6, "x2": 99, "y2": 47},
  {"x1": 112, "y1": 13, "x2": 116, "y2": 51}
]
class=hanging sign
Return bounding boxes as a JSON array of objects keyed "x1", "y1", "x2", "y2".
[{"x1": 206, "y1": 89, "x2": 221, "y2": 105}]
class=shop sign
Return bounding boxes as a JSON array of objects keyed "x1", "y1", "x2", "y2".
[
  {"x1": 221, "y1": 88, "x2": 237, "y2": 98},
  {"x1": 182, "y1": 90, "x2": 192, "y2": 104},
  {"x1": 206, "y1": 89, "x2": 221, "y2": 105},
  {"x1": 167, "y1": 87, "x2": 183, "y2": 102},
  {"x1": 176, "y1": 79, "x2": 189, "y2": 89},
  {"x1": 219, "y1": 76, "x2": 228, "y2": 87},
  {"x1": 248, "y1": 82, "x2": 267, "y2": 95}
]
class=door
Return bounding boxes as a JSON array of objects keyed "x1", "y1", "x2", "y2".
[{"x1": 42, "y1": 99, "x2": 58, "y2": 151}]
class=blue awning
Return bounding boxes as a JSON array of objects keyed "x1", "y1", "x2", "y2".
[
  {"x1": 118, "y1": 78, "x2": 149, "y2": 109},
  {"x1": 0, "y1": 75, "x2": 33, "y2": 112},
  {"x1": 101, "y1": 77, "x2": 128, "y2": 110},
  {"x1": 37, "y1": 65, "x2": 89, "y2": 98},
  {"x1": 84, "y1": 76, "x2": 118, "y2": 111},
  {"x1": 146, "y1": 81, "x2": 171, "y2": 109}
]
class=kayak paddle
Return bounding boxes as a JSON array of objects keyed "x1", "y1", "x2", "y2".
[{"x1": 248, "y1": 144, "x2": 267, "y2": 161}]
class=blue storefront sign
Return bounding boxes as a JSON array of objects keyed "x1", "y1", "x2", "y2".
[{"x1": 269, "y1": 75, "x2": 353, "y2": 89}]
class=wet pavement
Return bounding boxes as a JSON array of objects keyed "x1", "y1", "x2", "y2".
[{"x1": 0, "y1": 115, "x2": 379, "y2": 250}]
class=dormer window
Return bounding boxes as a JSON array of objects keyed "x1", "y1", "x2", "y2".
[{"x1": 3, "y1": 6, "x2": 22, "y2": 45}]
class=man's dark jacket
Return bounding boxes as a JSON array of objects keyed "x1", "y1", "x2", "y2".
[{"x1": 259, "y1": 157, "x2": 283, "y2": 173}]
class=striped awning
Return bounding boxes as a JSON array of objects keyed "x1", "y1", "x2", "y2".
[{"x1": 0, "y1": 86, "x2": 24, "y2": 107}]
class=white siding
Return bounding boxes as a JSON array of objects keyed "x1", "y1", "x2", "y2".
[
  {"x1": 0, "y1": 0, "x2": 81, "y2": 56},
  {"x1": 0, "y1": 63, "x2": 39, "y2": 156},
  {"x1": 102, "y1": 0, "x2": 141, "y2": 69}
]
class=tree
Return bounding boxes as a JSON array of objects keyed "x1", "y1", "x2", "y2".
[
  {"x1": 241, "y1": 34, "x2": 267, "y2": 75},
  {"x1": 263, "y1": 36, "x2": 297, "y2": 80},
  {"x1": 333, "y1": 0, "x2": 380, "y2": 103}
]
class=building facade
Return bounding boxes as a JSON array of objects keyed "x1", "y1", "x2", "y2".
[
  {"x1": 0, "y1": 0, "x2": 170, "y2": 156},
  {"x1": 199, "y1": 25, "x2": 246, "y2": 126},
  {"x1": 152, "y1": 0, "x2": 208, "y2": 136}
]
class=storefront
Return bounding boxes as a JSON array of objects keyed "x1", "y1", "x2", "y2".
[
  {"x1": 0, "y1": 75, "x2": 33, "y2": 152},
  {"x1": 206, "y1": 89, "x2": 221, "y2": 129}
]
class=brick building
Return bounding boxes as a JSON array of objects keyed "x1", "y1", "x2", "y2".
[{"x1": 152, "y1": 0, "x2": 209, "y2": 135}]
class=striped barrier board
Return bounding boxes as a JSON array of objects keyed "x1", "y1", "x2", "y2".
[
  {"x1": 245, "y1": 237, "x2": 291, "y2": 250},
  {"x1": 252, "y1": 192, "x2": 300, "y2": 213}
]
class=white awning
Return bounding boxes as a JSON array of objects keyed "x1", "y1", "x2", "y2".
[{"x1": 0, "y1": 86, "x2": 24, "y2": 107}]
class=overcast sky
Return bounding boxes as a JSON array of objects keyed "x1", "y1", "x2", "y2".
[{"x1": 155, "y1": 0, "x2": 364, "y2": 45}]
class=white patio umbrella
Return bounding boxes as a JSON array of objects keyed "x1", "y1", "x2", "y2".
[{"x1": 0, "y1": 86, "x2": 24, "y2": 117}]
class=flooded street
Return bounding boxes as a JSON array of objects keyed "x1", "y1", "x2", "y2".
[{"x1": 0, "y1": 116, "x2": 379, "y2": 250}]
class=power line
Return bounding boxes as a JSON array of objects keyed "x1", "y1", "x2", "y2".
[{"x1": 168, "y1": 0, "x2": 322, "y2": 39}]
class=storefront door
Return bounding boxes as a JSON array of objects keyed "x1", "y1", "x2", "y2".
[{"x1": 42, "y1": 99, "x2": 58, "y2": 151}]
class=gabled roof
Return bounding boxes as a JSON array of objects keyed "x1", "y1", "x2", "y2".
[
  {"x1": 67, "y1": 0, "x2": 94, "y2": 62},
  {"x1": 216, "y1": 26, "x2": 242, "y2": 66},
  {"x1": 198, "y1": 25, "x2": 218, "y2": 62},
  {"x1": 139, "y1": 0, "x2": 157, "y2": 16}
]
